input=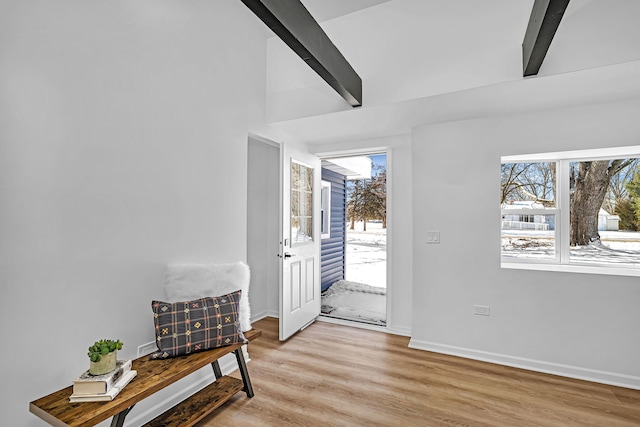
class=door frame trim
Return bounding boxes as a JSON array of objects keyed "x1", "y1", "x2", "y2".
[{"x1": 314, "y1": 147, "x2": 392, "y2": 330}]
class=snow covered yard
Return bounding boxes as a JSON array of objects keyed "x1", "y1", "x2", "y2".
[
  {"x1": 502, "y1": 230, "x2": 640, "y2": 266},
  {"x1": 344, "y1": 221, "x2": 387, "y2": 288},
  {"x1": 321, "y1": 221, "x2": 387, "y2": 325}
]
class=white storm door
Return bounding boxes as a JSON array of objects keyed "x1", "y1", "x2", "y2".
[{"x1": 279, "y1": 142, "x2": 321, "y2": 341}]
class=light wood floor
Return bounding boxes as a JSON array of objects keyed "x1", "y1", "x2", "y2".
[{"x1": 199, "y1": 317, "x2": 640, "y2": 427}]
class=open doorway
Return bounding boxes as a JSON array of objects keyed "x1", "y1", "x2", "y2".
[
  {"x1": 247, "y1": 136, "x2": 280, "y2": 320},
  {"x1": 319, "y1": 153, "x2": 387, "y2": 326}
]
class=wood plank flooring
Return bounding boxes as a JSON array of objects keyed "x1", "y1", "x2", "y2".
[{"x1": 199, "y1": 317, "x2": 640, "y2": 426}]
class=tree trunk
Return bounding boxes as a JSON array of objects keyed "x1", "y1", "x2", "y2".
[
  {"x1": 362, "y1": 219, "x2": 367, "y2": 232},
  {"x1": 570, "y1": 161, "x2": 611, "y2": 246},
  {"x1": 350, "y1": 217, "x2": 355, "y2": 230}
]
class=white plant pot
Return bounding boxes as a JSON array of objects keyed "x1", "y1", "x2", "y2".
[{"x1": 89, "y1": 350, "x2": 117, "y2": 375}]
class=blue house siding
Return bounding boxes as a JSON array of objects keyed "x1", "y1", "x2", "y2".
[{"x1": 321, "y1": 168, "x2": 346, "y2": 291}]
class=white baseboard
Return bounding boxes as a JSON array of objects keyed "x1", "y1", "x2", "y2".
[
  {"x1": 251, "y1": 310, "x2": 278, "y2": 323},
  {"x1": 250, "y1": 310, "x2": 269, "y2": 322},
  {"x1": 124, "y1": 351, "x2": 242, "y2": 426},
  {"x1": 409, "y1": 339, "x2": 640, "y2": 390},
  {"x1": 387, "y1": 325, "x2": 411, "y2": 337}
]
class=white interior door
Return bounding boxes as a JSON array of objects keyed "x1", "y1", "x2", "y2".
[{"x1": 279, "y1": 141, "x2": 321, "y2": 341}]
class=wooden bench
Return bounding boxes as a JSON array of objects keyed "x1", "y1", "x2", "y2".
[{"x1": 30, "y1": 329, "x2": 261, "y2": 427}]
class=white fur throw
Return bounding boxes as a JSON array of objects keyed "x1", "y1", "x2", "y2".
[{"x1": 164, "y1": 261, "x2": 251, "y2": 332}]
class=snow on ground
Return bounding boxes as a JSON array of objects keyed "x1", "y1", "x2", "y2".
[
  {"x1": 321, "y1": 222, "x2": 387, "y2": 325},
  {"x1": 344, "y1": 221, "x2": 387, "y2": 289},
  {"x1": 321, "y1": 280, "x2": 386, "y2": 326},
  {"x1": 502, "y1": 230, "x2": 640, "y2": 266}
]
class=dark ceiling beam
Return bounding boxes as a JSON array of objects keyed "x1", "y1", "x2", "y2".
[
  {"x1": 522, "y1": 0, "x2": 571, "y2": 77},
  {"x1": 240, "y1": 0, "x2": 362, "y2": 107}
]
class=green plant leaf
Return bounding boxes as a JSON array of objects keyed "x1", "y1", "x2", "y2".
[{"x1": 87, "y1": 338, "x2": 122, "y2": 359}]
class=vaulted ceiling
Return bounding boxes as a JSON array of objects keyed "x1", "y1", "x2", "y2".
[{"x1": 253, "y1": 0, "x2": 640, "y2": 144}]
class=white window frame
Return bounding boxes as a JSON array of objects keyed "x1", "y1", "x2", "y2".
[
  {"x1": 321, "y1": 180, "x2": 331, "y2": 239},
  {"x1": 501, "y1": 145, "x2": 640, "y2": 277}
]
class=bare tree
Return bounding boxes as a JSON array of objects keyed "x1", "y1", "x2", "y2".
[
  {"x1": 347, "y1": 179, "x2": 365, "y2": 230},
  {"x1": 570, "y1": 159, "x2": 635, "y2": 246},
  {"x1": 346, "y1": 168, "x2": 387, "y2": 231},
  {"x1": 370, "y1": 171, "x2": 387, "y2": 228},
  {"x1": 501, "y1": 162, "x2": 555, "y2": 205},
  {"x1": 501, "y1": 163, "x2": 531, "y2": 204},
  {"x1": 603, "y1": 158, "x2": 639, "y2": 214}
]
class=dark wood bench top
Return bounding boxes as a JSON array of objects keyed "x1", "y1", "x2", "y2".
[{"x1": 30, "y1": 329, "x2": 261, "y2": 427}]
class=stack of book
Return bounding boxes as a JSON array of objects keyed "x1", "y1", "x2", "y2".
[{"x1": 69, "y1": 359, "x2": 137, "y2": 403}]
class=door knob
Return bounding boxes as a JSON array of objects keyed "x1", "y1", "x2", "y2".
[{"x1": 277, "y1": 253, "x2": 295, "y2": 258}]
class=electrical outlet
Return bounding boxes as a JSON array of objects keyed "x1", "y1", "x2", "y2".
[
  {"x1": 474, "y1": 305, "x2": 490, "y2": 316},
  {"x1": 137, "y1": 341, "x2": 157, "y2": 357},
  {"x1": 426, "y1": 230, "x2": 440, "y2": 244}
]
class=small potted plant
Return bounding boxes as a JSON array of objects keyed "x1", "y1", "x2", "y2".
[{"x1": 88, "y1": 339, "x2": 123, "y2": 375}]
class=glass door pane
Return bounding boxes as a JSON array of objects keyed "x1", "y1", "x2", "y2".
[{"x1": 291, "y1": 160, "x2": 314, "y2": 245}]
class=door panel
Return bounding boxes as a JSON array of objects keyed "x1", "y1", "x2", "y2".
[
  {"x1": 305, "y1": 258, "x2": 315, "y2": 303},
  {"x1": 280, "y1": 142, "x2": 321, "y2": 341},
  {"x1": 290, "y1": 260, "x2": 301, "y2": 311}
]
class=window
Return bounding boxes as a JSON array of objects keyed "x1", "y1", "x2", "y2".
[
  {"x1": 501, "y1": 146, "x2": 640, "y2": 276},
  {"x1": 321, "y1": 180, "x2": 331, "y2": 239},
  {"x1": 291, "y1": 160, "x2": 314, "y2": 244},
  {"x1": 501, "y1": 161, "x2": 557, "y2": 262}
]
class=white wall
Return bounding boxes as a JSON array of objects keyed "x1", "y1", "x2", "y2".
[
  {"x1": 0, "y1": 2, "x2": 269, "y2": 425},
  {"x1": 540, "y1": 0, "x2": 640, "y2": 76},
  {"x1": 410, "y1": 98, "x2": 640, "y2": 388},
  {"x1": 311, "y1": 134, "x2": 413, "y2": 335}
]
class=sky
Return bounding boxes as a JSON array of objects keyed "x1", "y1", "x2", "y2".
[{"x1": 370, "y1": 153, "x2": 386, "y2": 173}]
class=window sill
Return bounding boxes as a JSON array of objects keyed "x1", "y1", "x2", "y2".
[{"x1": 501, "y1": 261, "x2": 640, "y2": 277}]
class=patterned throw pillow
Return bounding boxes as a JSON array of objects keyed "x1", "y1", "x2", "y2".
[{"x1": 150, "y1": 290, "x2": 246, "y2": 360}]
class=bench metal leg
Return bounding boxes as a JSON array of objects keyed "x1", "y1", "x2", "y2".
[
  {"x1": 233, "y1": 348, "x2": 254, "y2": 398},
  {"x1": 110, "y1": 405, "x2": 135, "y2": 427},
  {"x1": 211, "y1": 360, "x2": 223, "y2": 379}
]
